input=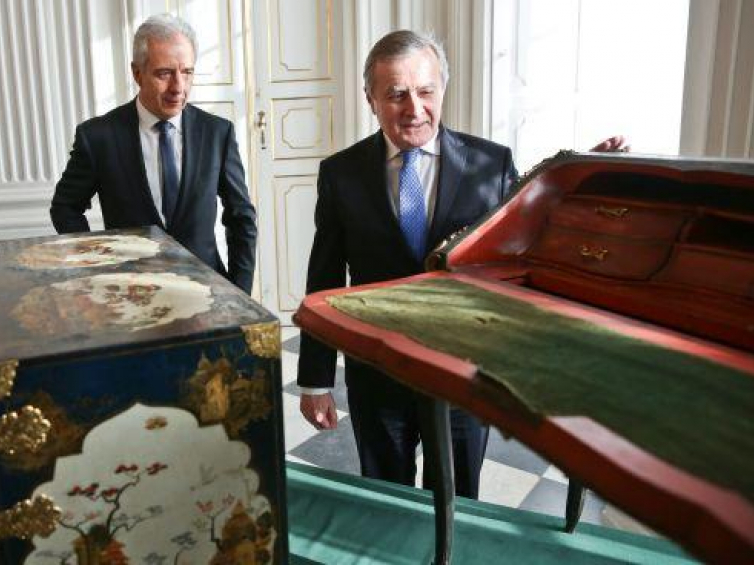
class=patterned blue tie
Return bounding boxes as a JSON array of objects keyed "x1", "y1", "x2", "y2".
[
  {"x1": 399, "y1": 148, "x2": 427, "y2": 260},
  {"x1": 156, "y1": 120, "x2": 179, "y2": 227}
]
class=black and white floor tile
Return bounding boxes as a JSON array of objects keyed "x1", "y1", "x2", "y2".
[{"x1": 280, "y1": 328, "x2": 653, "y2": 534}]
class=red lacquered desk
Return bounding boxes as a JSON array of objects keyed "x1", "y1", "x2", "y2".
[{"x1": 295, "y1": 153, "x2": 754, "y2": 564}]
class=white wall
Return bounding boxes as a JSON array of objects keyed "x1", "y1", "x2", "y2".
[
  {"x1": 0, "y1": 0, "x2": 751, "y2": 242},
  {"x1": 0, "y1": 0, "x2": 125, "y2": 239}
]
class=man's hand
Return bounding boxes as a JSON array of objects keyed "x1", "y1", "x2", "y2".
[
  {"x1": 590, "y1": 135, "x2": 630, "y2": 153},
  {"x1": 300, "y1": 392, "x2": 338, "y2": 430}
]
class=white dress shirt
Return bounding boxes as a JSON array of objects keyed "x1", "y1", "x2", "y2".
[
  {"x1": 136, "y1": 98, "x2": 183, "y2": 223},
  {"x1": 300, "y1": 132, "x2": 442, "y2": 396}
]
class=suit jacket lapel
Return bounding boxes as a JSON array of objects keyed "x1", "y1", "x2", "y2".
[
  {"x1": 429, "y1": 127, "x2": 467, "y2": 247},
  {"x1": 176, "y1": 104, "x2": 200, "y2": 224},
  {"x1": 365, "y1": 132, "x2": 400, "y2": 231},
  {"x1": 115, "y1": 100, "x2": 163, "y2": 227}
]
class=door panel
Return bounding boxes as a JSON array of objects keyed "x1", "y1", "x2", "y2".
[
  {"x1": 274, "y1": 176, "x2": 317, "y2": 311},
  {"x1": 272, "y1": 97, "x2": 334, "y2": 160},
  {"x1": 269, "y1": 0, "x2": 331, "y2": 81},
  {"x1": 253, "y1": 0, "x2": 341, "y2": 323}
]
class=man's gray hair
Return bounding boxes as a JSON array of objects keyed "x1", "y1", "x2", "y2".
[
  {"x1": 363, "y1": 30, "x2": 449, "y2": 94},
  {"x1": 132, "y1": 13, "x2": 197, "y2": 68}
]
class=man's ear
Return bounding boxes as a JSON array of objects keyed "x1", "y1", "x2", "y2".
[
  {"x1": 365, "y1": 90, "x2": 376, "y2": 115},
  {"x1": 131, "y1": 63, "x2": 142, "y2": 86}
]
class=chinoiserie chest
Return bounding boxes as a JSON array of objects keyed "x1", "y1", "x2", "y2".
[{"x1": 0, "y1": 226, "x2": 288, "y2": 564}]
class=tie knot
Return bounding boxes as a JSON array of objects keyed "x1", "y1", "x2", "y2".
[
  {"x1": 155, "y1": 120, "x2": 171, "y2": 134},
  {"x1": 401, "y1": 148, "x2": 421, "y2": 168}
]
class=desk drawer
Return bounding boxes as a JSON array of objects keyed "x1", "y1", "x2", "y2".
[
  {"x1": 655, "y1": 246, "x2": 754, "y2": 298},
  {"x1": 528, "y1": 226, "x2": 673, "y2": 280},
  {"x1": 549, "y1": 197, "x2": 690, "y2": 239}
]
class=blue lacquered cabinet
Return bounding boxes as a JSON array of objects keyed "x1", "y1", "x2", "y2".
[{"x1": 0, "y1": 226, "x2": 288, "y2": 564}]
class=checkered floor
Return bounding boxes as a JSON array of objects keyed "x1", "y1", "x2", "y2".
[{"x1": 280, "y1": 327, "x2": 653, "y2": 534}]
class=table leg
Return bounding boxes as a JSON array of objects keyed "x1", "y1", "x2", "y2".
[
  {"x1": 565, "y1": 479, "x2": 585, "y2": 533},
  {"x1": 418, "y1": 396, "x2": 454, "y2": 565}
]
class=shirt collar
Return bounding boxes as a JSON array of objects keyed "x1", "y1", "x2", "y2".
[
  {"x1": 383, "y1": 129, "x2": 441, "y2": 162},
  {"x1": 136, "y1": 97, "x2": 183, "y2": 133}
]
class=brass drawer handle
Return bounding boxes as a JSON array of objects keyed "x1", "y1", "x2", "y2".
[
  {"x1": 579, "y1": 244, "x2": 609, "y2": 261},
  {"x1": 595, "y1": 206, "x2": 629, "y2": 218}
]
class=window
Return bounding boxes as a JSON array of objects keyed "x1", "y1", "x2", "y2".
[{"x1": 489, "y1": 0, "x2": 690, "y2": 171}]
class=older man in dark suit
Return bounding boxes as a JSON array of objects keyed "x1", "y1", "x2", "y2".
[
  {"x1": 297, "y1": 30, "x2": 627, "y2": 498},
  {"x1": 50, "y1": 13, "x2": 257, "y2": 293},
  {"x1": 297, "y1": 30, "x2": 516, "y2": 498}
]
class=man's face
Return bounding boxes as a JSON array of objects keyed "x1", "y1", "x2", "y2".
[
  {"x1": 366, "y1": 47, "x2": 445, "y2": 150},
  {"x1": 132, "y1": 33, "x2": 195, "y2": 120}
]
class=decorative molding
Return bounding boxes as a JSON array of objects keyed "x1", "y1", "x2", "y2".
[
  {"x1": 727, "y1": 0, "x2": 754, "y2": 158},
  {"x1": 271, "y1": 97, "x2": 334, "y2": 159},
  {"x1": 472, "y1": 0, "x2": 492, "y2": 138},
  {"x1": 0, "y1": 0, "x2": 104, "y2": 242},
  {"x1": 242, "y1": 321, "x2": 281, "y2": 358},
  {"x1": 269, "y1": 0, "x2": 331, "y2": 82},
  {"x1": 348, "y1": 0, "x2": 388, "y2": 142},
  {"x1": 0, "y1": 0, "x2": 94, "y2": 184},
  {"x1": 680, "y1": 0, "x2": 719, "y2": 156},
  {"x1": 708, "y1": 0, "x2": 739, "y2": 156},
  {"x1": 681, "y1": 0, "x2": 754, "y2": 158},
  {"x1": 444, "y1": 0, "x2": 474, "y2": 133},
  {"x1": 272, "y1": 175, "x2": 317, "y2": 310}
]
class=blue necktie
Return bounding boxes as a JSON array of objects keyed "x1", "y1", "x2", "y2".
[
  {"x1": 156, "y1": 120, "x2": 179, "y2": 227},
  {"x1": 399, "y1": 148, "x2": 427, "y2": 260}
]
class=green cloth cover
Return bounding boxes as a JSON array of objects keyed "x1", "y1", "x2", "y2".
[
  {"x1": 287, "y1": 462, "x2": 695, "y2": 564},
  {"x1": 328, "y1": 278, "x2": 754, "y2": 504}
]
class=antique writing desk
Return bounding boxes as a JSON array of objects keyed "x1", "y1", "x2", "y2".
[
  {"x1": 0, "y1": 227, "x2": 288, "y2": 563},
  {"x1": 295, "y1": 153, "x2": 754, "y2": 564}
]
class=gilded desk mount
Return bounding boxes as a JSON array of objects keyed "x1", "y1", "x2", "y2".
[{"x1": 0, "y1": 359, "x2": 60, "y2": 540}]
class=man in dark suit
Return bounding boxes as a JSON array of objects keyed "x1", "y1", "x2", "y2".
[
  {"x1": 297, "y1": 30, "x2": 515, "y2": 499},
  {"x1": 50, "y1": 14, "x2": 256, "y2": 293},
  {"x1": 297, "y1": 30, "x2": 627, "y2": 498}
]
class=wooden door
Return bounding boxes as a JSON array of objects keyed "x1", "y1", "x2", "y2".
[{"x1": 250, "y1": 0, "x2": 342, "y2": 323}]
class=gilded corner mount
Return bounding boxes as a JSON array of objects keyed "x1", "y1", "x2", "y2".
[
  {"x1": 0, "y1": 405, "x2": 52, "y2": 457},
  {"x1": 0, "y1": 359, "x2": 19, "y2": 399},
  {"x1": 0, "y1": 495, "x2": 60, "y2": 540},
  {"x1": 243, "y1": 322, "x2": 281, "y2": 358},
  {"x1": 0, "y1": 359, "x2": 52, "y2": 458}
]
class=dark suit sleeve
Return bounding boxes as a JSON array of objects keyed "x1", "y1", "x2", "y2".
[
  {"x1": 218, "y1": 123, "x2": 257, "y2": 293},
  {"x1": 500, "y1": 146, "x2": 520, "y2": 205},
  {"x1": 297, "y1": 161, "x2": 347, "y2": 388},
  {"x1": 50, "y1": 125, "x2": 97, "y2": 233}
]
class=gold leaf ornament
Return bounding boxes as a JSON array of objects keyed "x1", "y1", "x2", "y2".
[
  {"x1": 0, "y1": 359, "x2": 19, "y2": 399},
  {"x1": 243, "y1": 322, "x2": 281, "y2": 358},
  {"x1": 0, "y1": 405, "x2": 51, "y2": 456},
  {"x1": 0, "y1": 495, "x2": 60, "y2": 540},
  {"x1": 0, "y1": 363, "x2": 60, "y2": 541}
]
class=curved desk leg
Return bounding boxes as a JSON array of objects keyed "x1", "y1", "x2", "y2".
[
  {"x1": 565, "y1": 479, "x2": 585, "y2": 533},
  {"x1": 418, "y1": 396, "x2": 454, "y2": 565}
]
